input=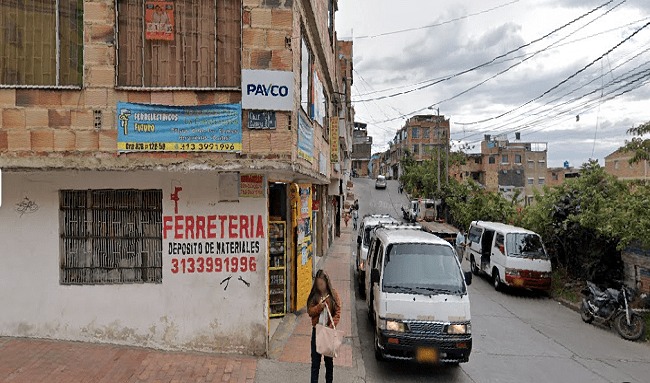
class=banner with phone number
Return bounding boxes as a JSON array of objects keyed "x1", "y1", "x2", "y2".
[{"x1": 117, "y1": 102, "x2": 242, "y2": 153}]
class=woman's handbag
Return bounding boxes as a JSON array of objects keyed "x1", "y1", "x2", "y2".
[{"x1": 315, "y1": 303, "x2": 344, "y2": 358}]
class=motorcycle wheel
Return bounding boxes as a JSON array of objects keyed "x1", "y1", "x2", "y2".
[
  {"x1": 580, "y1": 306, "x2": 594, "y2": 324},
  {"x1": 613, "y1": 312, "x2": 646, "y2": 341}
]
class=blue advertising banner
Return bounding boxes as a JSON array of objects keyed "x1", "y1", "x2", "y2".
[
  {"x1": 297, "y1": 112, "x2": 313, "y2": 162},
  {"x1": 117, "y1": 102, "x2": 242, "y2": 152}
]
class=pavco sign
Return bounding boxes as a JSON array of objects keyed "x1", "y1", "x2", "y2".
[{"x1": 242, "y1": 70, "x2": 294, "y2": 111}]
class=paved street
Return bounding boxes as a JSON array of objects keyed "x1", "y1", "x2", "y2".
[{"x1": 353, "y1": 177, "x2": 650, "y2": 383}]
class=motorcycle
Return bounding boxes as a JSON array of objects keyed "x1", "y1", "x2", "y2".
[{"x1": 581, "y1": 281, "x2": 646, "y2": 341}]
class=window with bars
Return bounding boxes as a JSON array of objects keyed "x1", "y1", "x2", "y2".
[
  {"x1": 116, "y1": 0, "x2": 241, "y2": 89},
  {"x1": 0, "y1": 0, "x2": 83, "y2": 87},
  {"x1": 59, "y1": 189, "x2": 163, "y2": 285}
]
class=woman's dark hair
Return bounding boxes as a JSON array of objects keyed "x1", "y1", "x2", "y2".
[{"x1": 307, "y1": 270, "x2": 339, "y2": 316}]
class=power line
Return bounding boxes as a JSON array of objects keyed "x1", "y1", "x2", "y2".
[
  {"x1": 351, "y1": 0, "x2": 520, "y2": 39},
  {"x1": 354, "y1": 16, "x2": 650, "y2": 98},
  {"x1": 353, "y1": 0, "x2": 616, "y2": 106},
  {"x1": 454, "y1": 18, "x2": 650, "y2": 126},
  {"x1": 453, "y1": 44, "x2": 650, "y2": 136}
]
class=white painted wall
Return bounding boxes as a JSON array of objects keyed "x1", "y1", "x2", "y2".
[{"x1": 0, "y1": 171, "x2": 268, "y2": 355}]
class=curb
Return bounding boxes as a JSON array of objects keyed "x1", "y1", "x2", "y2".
[{"x1": 555, "y1": 297, "x2": 581, "y2": 313}]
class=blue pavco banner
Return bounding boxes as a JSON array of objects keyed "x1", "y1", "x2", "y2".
[{"x1": 117, "y1": 102, "x2": 242, "y2": 152}]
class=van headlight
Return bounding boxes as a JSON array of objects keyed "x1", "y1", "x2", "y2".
[
  {"x1": 505, "y1": 268, "x2": 520, "y2": 277},
  {"x1": 444, "y1": 323, "x2": 471, "y2": 334},
  {"x1": 379, "y1": 319, "x2": 407, "y2": 332}
]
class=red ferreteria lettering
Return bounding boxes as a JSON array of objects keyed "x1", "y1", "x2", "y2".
[
  {"x1": 229, "y1": 215, "x2": 238, "y2": 239},
  {"x1": 218, "y1": 215, "x2": 228, "y2": 238},
  {"x1": 239, "y1": 215, "x2": 249, "y2": 239},
  {"x1": 207, "y1": 215, "x2": 217, "y2": 239},
  {"x1": 256, "y1": 215, "x2": 265, "y2": 238},
  {"x1": 174, "y1": 215, "x2": 184, "y2": 239},
  {"x1": 185, "y1": 216, "x2": 195, "y2": 239},
  {"x1": 196, "y1": 216, "x2": 206, "y2": 239},
  {"x1": 163, "y1": 216, "x2": 173, "y2": 239}
]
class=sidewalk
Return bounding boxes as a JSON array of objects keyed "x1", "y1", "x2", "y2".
[
  {"x1": 0, "y1": 337, "x2": 257, "y2": 383},
  {"x1": 256, "y1": 223, "x2": 364, "y2": 383}
]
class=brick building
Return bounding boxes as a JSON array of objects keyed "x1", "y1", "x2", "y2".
[
  {"x1": 352, "y1": 121, "x2": 371, "y2": 176},
  {"x1": 0, "y1": 0, "x2": 352, "y2": 356},
  {"x1": 452, "y1": 134, "x2": 548, "y2": 205},
  {"x1": 546, "y1": 165, "x2": 580, "y2": 187},
  {"x1": 387, "y1": 114, "x2": 450, "y2": 179},
  {"x1": 604, "y1": 148, "x2": 649, "y2": 182}
]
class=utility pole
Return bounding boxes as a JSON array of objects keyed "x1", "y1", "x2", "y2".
[
  {"x1": 445, "y1": 115, "x2": 449, "y2": 186},
  {"x1": 436, "y1": 108, "x2": 441, "y2": 193}
]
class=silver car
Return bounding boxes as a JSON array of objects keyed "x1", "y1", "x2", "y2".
[{"x1": 375, "y1": 175, "x2": 387, "y2": 189}]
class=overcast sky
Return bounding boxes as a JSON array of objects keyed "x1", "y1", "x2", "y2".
[{"x1": 335, "y1": 0, "x2": 650, "y2": 167}]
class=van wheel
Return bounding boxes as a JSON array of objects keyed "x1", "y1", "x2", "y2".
[
  {"x1": 470, "y1": 256, "x2": 479, "y2": 276},
  {"x1": 492, "y1": 269, "x2": 503, "y2": 291}
]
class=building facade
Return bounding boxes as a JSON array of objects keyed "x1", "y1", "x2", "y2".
[
  {"x1": 352, "y1": 121, "x2": 371, "y2": 176},
  {"x1": 604, "y1": 149, "x2": 649, "y2": 182},
  {"x1": 388, "y1": 114, "x2": 450, "y2": 179},
  {"x1": 451, "y1": 134, "x2": 547, "y2": 205},
  {"x1": 0, "y1": 0, "x2": 352, "y2": 356},
  {"x1": 546, "y1": 165, "x2": 580, "y2": 187}
]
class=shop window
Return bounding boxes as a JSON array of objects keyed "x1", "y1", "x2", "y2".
[
  {"x1": 0, "y1": 0, "x2": 83, "y2": 87},
  {"x1": 116, "y1": 0, "x2": 241, "y2": 88},
  {"x1": 59, "y1": 189, "x2": 163, "y2": 285}
]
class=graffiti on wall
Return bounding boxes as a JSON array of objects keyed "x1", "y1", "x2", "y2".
[{"x1": 15, "y1": 197, "x2": 39, "y2": 217}]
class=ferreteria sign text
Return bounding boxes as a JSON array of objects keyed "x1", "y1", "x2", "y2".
[{"x1": 241, "y1": 70, "x2": 294, "y2": 111}]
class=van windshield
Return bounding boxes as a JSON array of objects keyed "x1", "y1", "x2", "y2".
[
  {"x1": 506, "y1": 233, "x2": 547, "y2": 259},
  {"x1": 382, "y1": 243, "x2": 466, "y2": 296}
]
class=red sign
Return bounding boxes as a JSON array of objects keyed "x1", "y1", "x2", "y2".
[
  {"x1": 312, "y1": 200, "x2": 320, "y2": 211},
  {"x1": 145, "y1": 1, "x2": 175, "y2": 41}
]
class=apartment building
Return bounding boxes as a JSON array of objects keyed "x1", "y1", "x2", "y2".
[
  {"x1": 388, "y1": 114, "x2": 450, "y2": 179},
  {"x1": 0, "y1": 0, "x2": 352, "y2": 355},
  {"x1": 352, "y1": 121, "x2": 371, "y2": 176}
]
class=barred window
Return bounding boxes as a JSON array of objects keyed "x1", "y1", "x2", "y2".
[
  {"x1": 116, "y1": 0, "x2": 241, "y2": 89},
  {"x1": 0, "y1": 0, "x2": 83, "y2": 87},
  {"x1": 60, "y1": 189, "x2": 163, "y2": 285}
]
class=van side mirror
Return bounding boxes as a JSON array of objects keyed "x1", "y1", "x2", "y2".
[
  {"x1": 371, "y1": 269, "x2": 380, "y2": 284},
  {"x1": 464, "y1": 271, "x2": 473, "y2": 286}
]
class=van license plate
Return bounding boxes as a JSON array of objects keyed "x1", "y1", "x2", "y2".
[{"x1": 416, "y1": 347, "x2": 438, "y2": 363}]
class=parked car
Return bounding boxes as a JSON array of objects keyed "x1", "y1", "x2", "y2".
[
  {"x1": 375, "y1": 175, "x2": 387, "y2": 189},
  {"x1": 356, "y1": 214, "x2": 400, "y2": 296},
  {"x1": 466, "y1": 221, "x2": 552, "y2": 292},
  {"x1": 365, "y1": 223, "x2": 472, "y2": 364}
]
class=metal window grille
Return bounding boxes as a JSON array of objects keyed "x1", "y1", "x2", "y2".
[
  {"x1": 59, "y1": 189, "x2": 163, "y2": 285},
  {"x1": 0, "y1": 0, "x2": 83, "y2": 88},
  {"x1": 116, "y1": 0, "x2": 241, "y2": 89}
]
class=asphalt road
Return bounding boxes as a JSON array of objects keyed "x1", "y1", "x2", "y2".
[{"x1": 352, "y1": 178, "x2": 650, "y2": 383}]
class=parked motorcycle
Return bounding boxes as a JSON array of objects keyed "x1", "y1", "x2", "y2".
[{"x1": 581, "y1": 281, "x2": 646, "y2": 341}]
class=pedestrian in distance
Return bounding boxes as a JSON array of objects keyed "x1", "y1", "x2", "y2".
[
  {"x1": 343, "y1": 211, "x2": 350, "y2": 227},
  {"x1": 398, "y1": 182, "x2": 403, "y2": 194},
  {"x1": 455, "y1": 228, "x2": 466, "y2": 262},
  {"x1": 353, "y1": 199, "x2": 359, "y2": 211},
  {"x1": 352, "y1": 208, "x2": 359, "y2": 230},
  {"x1": 307, "y1": 270, "x2": 341, "y2": 383}
]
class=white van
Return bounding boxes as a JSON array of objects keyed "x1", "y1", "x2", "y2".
[
  {"x1": 364, "y1": 224, "x2": 472, "y2": 364},
  {"x1": 466, "y1": 221, "x2": 552, "y2": 292},
  {"x1": 356, "y1": 214, "x2": 400, "y2": 296}
]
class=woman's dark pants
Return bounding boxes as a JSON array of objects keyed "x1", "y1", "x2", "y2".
[{"x1": 311, "y1": 327, "x2": 333, "y2": 383}]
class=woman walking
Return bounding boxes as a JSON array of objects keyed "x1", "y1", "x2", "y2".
[{"x1": 307, "y1": 270, "x2": 341, "y2": 383}]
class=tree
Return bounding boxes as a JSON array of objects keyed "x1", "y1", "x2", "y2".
[{"x1": 621, "y1": 121, "x2": 650, "y2": 164}]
